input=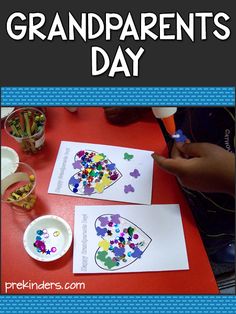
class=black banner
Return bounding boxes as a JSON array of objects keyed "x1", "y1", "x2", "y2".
[{"x1": 0, "y1": 0, "x2": 235, "y2": 85}]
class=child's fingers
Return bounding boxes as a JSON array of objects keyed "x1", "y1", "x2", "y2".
[
  {"x1": 176, "y1": 142, "x2": 206, "y2": 157},
  {"x1": 151, "y1": 153, "x2": 184, "y2": 175},
  {"x1": 172, "y1": 139, "x2": 191, "y2": 159},
  {"x1": 171, "y1": 143, "x2": 183, "y2": 158}
]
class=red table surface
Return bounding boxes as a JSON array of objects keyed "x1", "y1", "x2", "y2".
[{"x1": 1, "y1": 107, "x2": 218, "y2": 294}]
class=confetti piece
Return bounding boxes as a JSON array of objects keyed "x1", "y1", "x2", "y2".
[
  {"x1": 124, "y1": 152, "x2": 134, "y2": 161},
  {"x1": 96, "y1": 226, "x2": 107, "y2": 237},
  {"x1": 104, "y1": 257, "x2": 117, "y2": 269},
  {"x1": 77, "y1": 150, "x2": 85, "y2": 158},
  {"x1": 124, "y1": 184, "x2": 135, "y2": 193},
  {"x1": 130, "y1": 169, "x2": 140, "y2": 178},
  {"x1": 110, "y1": 214, "x2": 121, "y2": 224},
  {"x1": 97, "y1": 251, "x2": 108, "y2": 262},
  {"x1": 51, "y1": 247, "x2": 57, "y2": 253},
  {"x1": 69, "y1": 176, "x2": 79, "y2": 187},
  {"x1": 172, "y1": 129, "x2": 187, "y2": 143},
  {"x1": 101, "y1": 175, "x2": 112, "y2": 187},
  {"x1": 98, "y1": 216, "x2": 109, "y2": 227},
  {"x1": 110, "y1": 172, "x2": 119, "y2": 180},
  {"x1": 93, "y1": 154, "x2": 104, "y2": 162},
  {"x1": 113, "y1": 247, "x2": 125, "y2": 257},
  {"x1": 95, "y1": 182, "x2": 106, "y2": 193},
  {"x1": 131, "y1": 247, "x2": 143, "y2": 258},
  {"x1": 53, "y1": 231, "x2": 60, "y2": 237},
  {"x1": 84, "y1": 186, "x2": 94, "y2": 195},
  {"x1": 72, "y1": 160, "x2": 82, "y2": 169},
  {"x1": 107, "y1": 163, "x2": 116, "y2": 170},
  {"x1": 98, "y1": 240, "x2": 110, "y2": 251}
]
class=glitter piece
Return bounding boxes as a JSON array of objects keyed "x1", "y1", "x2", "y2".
[{"x1": 53, "y1": 230, "x2": 60, "y2": 237}]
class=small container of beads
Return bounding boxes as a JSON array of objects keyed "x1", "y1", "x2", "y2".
[
  {"x1": 23, "y1": 215, "x2": 72, "y2": 262},
  {"x1": 4, "y1": 107, "x2": 46, "y2": 154},
  {"x1": 1, "y1": 162, "x2": 37, "y2": 211}
]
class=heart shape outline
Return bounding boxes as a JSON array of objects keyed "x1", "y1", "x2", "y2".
[
  {"x1": 68, "y1": 150, "x2": 123, "y2": 195},
  {"x1": 94, "y1": 214, "x2": 152, "y2": 271}
]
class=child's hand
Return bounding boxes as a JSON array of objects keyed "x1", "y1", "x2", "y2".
[{"x1": 152, "y1": 142, "x2": 235, "y2": 196}]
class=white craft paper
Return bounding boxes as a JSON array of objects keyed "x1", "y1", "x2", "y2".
[
  {"x1": 73, "y1": 205, "x2": 189, "y2": 273},
  {"x1": 48, "y1": 141, "x2": 154, "y2": 205}
]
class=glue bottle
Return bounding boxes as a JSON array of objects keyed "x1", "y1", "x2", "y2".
[{"x1": 152, "y1": 107, "x2": 177, "y2": 136}]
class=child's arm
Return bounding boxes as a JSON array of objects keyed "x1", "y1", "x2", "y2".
[{"x1": 152, "y1": 142, "x2": 235, "y2": 197}]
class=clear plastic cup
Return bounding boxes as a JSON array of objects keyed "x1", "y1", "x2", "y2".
[
  {"x1": 1, "y1": 162, "x2": 37, "y2": 212},
  {"x1": 4, "y1": 107, "x2": 46, "y2": 154}
]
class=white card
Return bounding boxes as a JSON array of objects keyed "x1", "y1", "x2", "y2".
[
  {"x1": 73, "y1": 205, "x2": 189, "y2": 273},
  {"x1": 48, "y1": 141, "x2": 154, "y2": 204}
]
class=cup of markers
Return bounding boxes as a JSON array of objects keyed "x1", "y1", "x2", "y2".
[{"x1": 4, "y1": 107, "x2": 46, "y2": 154}]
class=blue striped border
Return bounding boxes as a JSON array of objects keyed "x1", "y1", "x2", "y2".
[
  {"x1": 0, "y1": 295, "x2": 236, "y2": 313},
  {"x1": 1, "y1": 87, "x2": 235, "y2": 107}
]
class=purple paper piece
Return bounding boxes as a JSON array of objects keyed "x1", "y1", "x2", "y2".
[
  {"x1": 124, "y1": 184, "x2": 135, "y2": 193},
  {"x1": 98, "y1": 216, "x2": 109, "y2": 227},
  {"x1": 131, "y1": 247, "x2": 143, "y2": 258},
  {"x1": 69, "y1": 176, "x2": 79, "y2": 187},
  {"x1": 113, "y1": 247, "x2": 125, "y2": 257},
  {"x1": 130, "y1": 169, "x2": 140, "y2": 179},
  {"x1": 77, "y1": 150, "x2": 85, "y2": 158},
  {"x1": 72, "y1": 160, "x2": 82, "y2": 169},
  {"x1": 110, "y1": 172, "x2": 119, "y2": 181},
  {"x1": 173, "y1": 129, "x2": 187, "y2": 143},
  {"x1": 110, "y1": 214, "x2": 121, "y2": 224},
  {"x1": 96, "y1": 226, "x2": 107, "y2": 237},
  {"x1": 107, "y1": 163, "x2": 116, "y2": 171},
  {"x1": 84, "y1": 185, "x2": 94, "y2": 195}
]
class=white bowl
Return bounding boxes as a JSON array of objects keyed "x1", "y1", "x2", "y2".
[
  {"x1": 23, "y1": 215, "x2": 72, "y2": 262},
  {"x1": 1, "y1": 146, "x2": 19, "y2": 179}
]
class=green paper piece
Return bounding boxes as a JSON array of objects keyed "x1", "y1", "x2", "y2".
[
  {"x1": 124, "y1": 152, "x2": 134, "y2": 161},
  {"x1": 104, "y1": 257, "x2": 117, "y2": 269},
  {"x1": 99, "y1": 153, "x2": 106, "y2": 160},
  {"x1": 97, "y1": 251, "x2": 108, "y2": 262}
]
